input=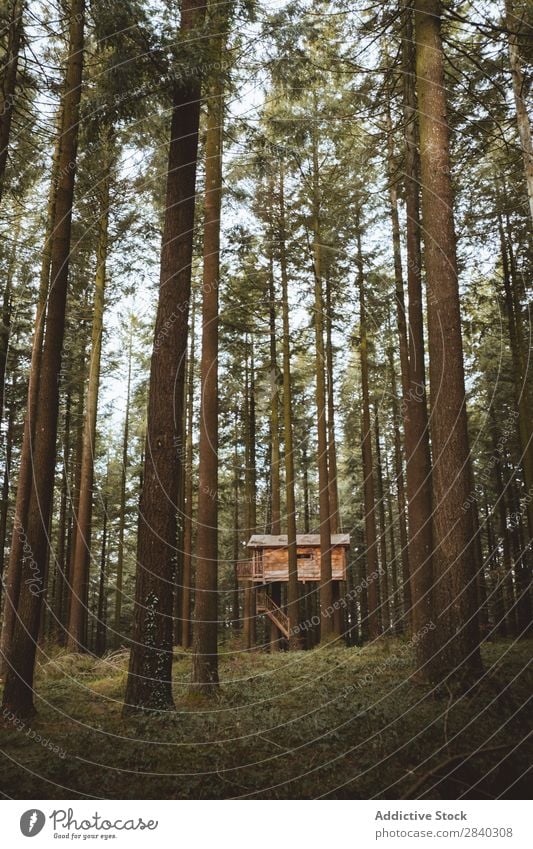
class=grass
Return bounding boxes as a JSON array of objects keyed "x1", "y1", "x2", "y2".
[{"x1": 0, "y1": 637, "x2": 531, "y2": 799}]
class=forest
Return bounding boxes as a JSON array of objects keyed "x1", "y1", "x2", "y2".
[{"x1": 0, "y1": 0, "x2": 531, "y2": 801}]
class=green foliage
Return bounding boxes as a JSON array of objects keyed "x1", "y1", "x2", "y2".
[{"x1": 0, "y1": 640, "x2": 531, "y2": 798}]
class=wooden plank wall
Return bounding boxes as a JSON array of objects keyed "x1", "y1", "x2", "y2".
[{"x1": 262, "y1": 547, "x2": 346, "y2": 581}]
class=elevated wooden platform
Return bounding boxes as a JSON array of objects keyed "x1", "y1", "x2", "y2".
[{"x1": 238, "y1": 534, "x2": 350, "y2": 583}]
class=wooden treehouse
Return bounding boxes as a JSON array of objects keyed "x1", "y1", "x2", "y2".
[{"x1": 237, "y1": 534, "x2": 351, "y2": 641}]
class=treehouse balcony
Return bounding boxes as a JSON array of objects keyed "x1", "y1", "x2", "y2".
[{"x1": 237, "y1": 534, "x2": 350, "y2": 584}]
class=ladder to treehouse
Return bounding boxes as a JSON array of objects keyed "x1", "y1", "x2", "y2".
[{"x1": 256, "y1": 590, "x2": 290, "y2": 639}]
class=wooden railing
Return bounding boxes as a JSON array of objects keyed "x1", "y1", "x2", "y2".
[
  {"x1": 256, "y1": 590, "x2": 290, "y2": 639},
  {"x1": 236, "y1": 558, "x2": 264, "y2": 581},
  {"x1": 236, "y1": 561, "x2": 253, "y2": 579}
]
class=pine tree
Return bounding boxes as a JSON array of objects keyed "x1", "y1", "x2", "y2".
[
  {"x1": 124, "y1": 0, "x2": 207, "y2": 713},
  {"x1": 0, "y1": 0, "x2": 24, "y2": 205},
  {"x1": 2, "y1": 0, "x2": 85, "y2": 716},
  {"x1": 191, "y1": 1, "x2": 227, "y2": 690},
  {"x1": 67, "y1": 135, "x2": 112, "y2": 651},
  {"x1": 415, "y1": 0, "x2": 481, "y2": 682}
]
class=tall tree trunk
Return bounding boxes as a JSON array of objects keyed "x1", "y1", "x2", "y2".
[
  {"x1": 498, "y1": 215, "x2": 533, "y2": 541},
  {"x1": 0, "y1": 385, "x2": 14, "y2": 604},
  {"x1": 243, "y1": 343, "x2": 257, "y2": 649},
  {"x1": 374, "y1": 406, "x2": 390, "y2": 633},
  {"x1": 356, "y1": 223, "x2": 380, "y2": 640},
  {"x1": 508, "y1": 478, "x2": 532, "y2": 634},
  {"x1": 279, "y1": 163, "x2": 300, "y2": 647},
  {"x1": 95, "y1": 486, "x2": 108, "y2": 657},
  {"x1": 2, "y1": 0, "x2": 85, "y2": 716},
  {"x1": 387, "y1": 344, "x2": 410, "y2": 630},
  {"x1": 385, "y1": 455, "x2": 400, "y2": 632},
  {"x1": 493, "y1": 458, "x2": 513, "y2": 635},
  {"x1": 113, "y1": 320, "x2": 132, "y2": 645},
  {"x1": 471, "y1": 488, "x2": 489, "y2": 635},
  {"x1": 173, "y1": 382, "x2": 186, "y2": 646},
  {"x1": 0, "y1": 104, "x2": 63, "y2": 672},
  {"x1": 483, "y1": 492, "x2": 506, "y2": 635},
  {"x1": 311, "y1": 135, "x2": 334, "y2": 640},
  {"x1": 497, "y1": 206, "x2": 533, "y2": 626},
  {"x1": 181, "y1": 301, "x2": 195, "y2": 650},
  {"x1": 401, "y1": 0, "x2": 434, "y2": 643},
  {"x1": 52, "y1": 391, "x2": 71, "y2": 643},
  {"x1": 67, "y1": 329, "x2": 88, "y2": 628},
  {"x1": 505, "y1": 476, "x2": 522, "y2": 635},
  {"x1": 302, "y1": 439, "x2": 310, "y2": 534},
  {"x1": 269, "y1": 254, "x2": 281, "y2": 536},
  {"x1": 0, "y1": 231, "x2": 17, "y2": 609},
  {"x1": 232, "y1": 414, "x2": 241, "y2": 634},
  {"x1": 123, "y1": 0, "x2": 206, "y2": 714},
  {"x1": 38, "y1": 514, "x2": 53, "y2": 644},
  {"x1": 385, "y1": 87, "x2": 413, "y2": 628},
  {"x1": 358, "y1": 514, "x2": 370, "y2": 643},
  {"x1": 0, "y1": 0, "x2": 24, "y2": 205},
  {"x1": 268, "y1": 253, "x2": 281, "y2": 649},
  {"x1": 0, "y1": 218, "x2": 19, "y2": 421},
  {"x1": 415, "y1": 0, "x2": 481, "y2": 682},
  {"x1": 325, "y1": 273, "x2": 340, "y2": 534},
  {"x1": 385, "y1": 93, "x2": 410, "y2": 417},
  {"x1": 191, "y1": 13, "x2": 224, "y2": 689},
  {"x1": 504, "y1": 0, "x2": 533, "y2": 225},
  {"x1": 67, "y1": 151, "x2": 110, "y2": 652}
]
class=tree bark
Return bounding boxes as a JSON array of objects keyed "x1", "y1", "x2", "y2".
[
  {"x1": 67, "y1": 330, "x2": 88, "y2": 627},
  {"x1": 492, "y1": 441, "x2": 515, "y2": 636},
  {"x1": 387, "y1": 343, "x2": 410, "y2": 631},
  {"x1": 505, "y1": 0, "x2": 533, "y2": 225},
  {"x1": 415, "y1": 0, "x2": 481, "y2": 682},
  {"x1": 2, "y1": 0, "x2": 85, "y2": 717},
  {"x1": 232, "y1": 413, "x2": 241, "y2": 634},
  {"x1": 0, "y1": 218, "x2": 19, "y2": 422},
  {"x1": 385, "y1": 454, "x2": 400, "y2": 632},
  {"x1": 0, "y1": 0, "x2": 24, "y2": 205},
  {"x1": 357, "y1": 509, "x2": 370, "y2": 643},
  {"x1": 268, "y1": 253, "x2": 281, "y2": 536},
  {"x1": 0, "y1": 383, "x2": 14, "y2": 605},
  {"x1": 173, "y1": 364, "x2": 186, "y2": 646},
  {"x1": 311, "y1": 133, "x2": 334, "y2": 640},
  {"x1": 0, "y1": 231, "x2": 17, "y2": 606},
  {"x1": 113, "y1": 320, "x2": 132, "y2": 645},
  {"x1": 498, "y1": 214, "x2": 533, "y2": 541},
  {"x1": 356, "y1": 223, "x2": 380, "y2": 640},
  {"x1": 279, "y1": 162, "x2": 301, "y2": 647},
  {"x1": 0, "y1": 103, "x2": 63, "y2": 672},
  {"x1": 181, "y1": 300, "x2": 195, "y2": 649},
  {"x1": 507, "y1": 475, "x2": 532, "y2": 634},
  {"x1": 483, "y1": 491, "x2": 506, "y2": 635},
  {"x1": 191, "y1": 38, "x2": 224, "y2": 688},
  {"x1": 374, "y1": 406, "x2": 390, "y2": 633},
  {"x1": 95, "y1": 488, "x2": 108, "y2": 657},
  {"x1": 243, "y1": 343, "x2": 257, "y2": 649},
  {"x1": 52, "y1": 391, "x2": 71, "y2": 643},
  {"x1": 67, "y1": 149, "x2": 110, "y2": 651},
  {"x1": 302, "y1": 439, "x2": 310, "y2": 534},
  {"x1": 505, "y1": 475, "x2": 522, "y2": 635},
  {"x1": 401, "y1": 0, "x2": 434, "y2": 644},
  {"x1": 123, "y1": 0, "x2": 206, "y2": 713},
  {"x1": 267, "y1": 251, "x2": 281, "y2": 649},
  {"x1": 325, "y1": 273, "x2": 340, "y2": 534}
]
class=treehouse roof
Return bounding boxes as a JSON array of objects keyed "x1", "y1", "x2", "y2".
[{"x1": 247, "y1": 534, "x2": 351, "y2": 548}]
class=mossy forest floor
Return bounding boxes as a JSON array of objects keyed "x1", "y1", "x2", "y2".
[{"x1": 0, "y1": 638, "x2": 531, "y2": 799}]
